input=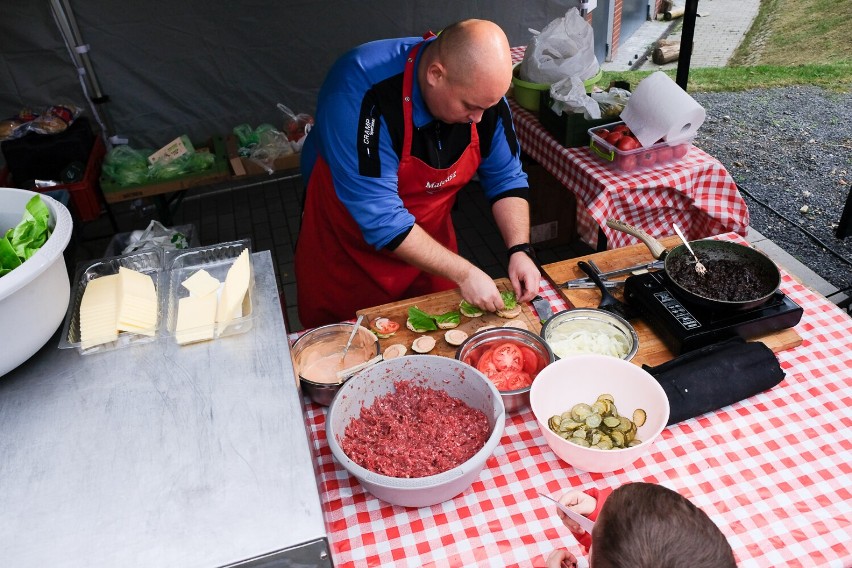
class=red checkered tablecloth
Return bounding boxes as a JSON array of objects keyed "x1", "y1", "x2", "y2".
[
  {"x1": 300, "y1": 233, "x2": 851, "y2": 568},
  {"x1": 508, "y1": 47, "x2": 750, "y2": 250}
]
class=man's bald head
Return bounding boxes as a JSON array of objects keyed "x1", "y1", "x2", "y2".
[{"x1": 419, "y1": 19, "x2": 513, "y2": 124}]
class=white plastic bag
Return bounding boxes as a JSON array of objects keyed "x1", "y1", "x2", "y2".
[
  {"x1": 519, "y1": 8, "x2": 600, "y2": 84},
  {"x1": 549, "y1": 77, "x2": 601, "y2": 119}
]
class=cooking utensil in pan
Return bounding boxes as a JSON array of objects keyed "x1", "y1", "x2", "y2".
[
  {"x1": 606, "y1": 219, "x2": 781, "y2": 311},
  {"x1": 672, "y1": 223, "x2": 707, "y2": 275}
]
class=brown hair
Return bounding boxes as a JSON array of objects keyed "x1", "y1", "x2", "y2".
[{"x1": 591, "y1": 483, "x2": 737, "y2": 568}]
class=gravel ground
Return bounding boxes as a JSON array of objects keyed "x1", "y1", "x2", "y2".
[{"x1": 691, "y1": 86, "x2": 852, "y2": 304}]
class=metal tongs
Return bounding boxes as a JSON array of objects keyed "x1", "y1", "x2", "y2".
[{"x1": 560, "y1": 259, "x2": 664, "y2": 288}]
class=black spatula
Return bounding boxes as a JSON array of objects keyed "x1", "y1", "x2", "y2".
[{"x1": 577, "y1": 261, "x2": 639, "y2": 321}]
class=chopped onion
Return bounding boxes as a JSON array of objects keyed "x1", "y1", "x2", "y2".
[{"x1": 548, "y1": 327, "x2": 630, "y2": 359}]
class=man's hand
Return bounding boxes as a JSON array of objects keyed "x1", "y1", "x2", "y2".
[
  {"x1": 508, "y1": 250, "x2": 540, "y2": 302},
  {"x1": 458, "y1": 266, "x2": 505, "y2": 313}
]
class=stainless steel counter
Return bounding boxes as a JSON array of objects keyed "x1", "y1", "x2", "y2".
[{"x1": 0, "y1": 252, "x2": 329, "y2": 567}]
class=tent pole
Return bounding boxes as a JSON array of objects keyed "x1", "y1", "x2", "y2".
[
  {"x1": 49, "y1": 0, "x2": 116, "y2": 142},
  {"x1": 675, "y1": 0, "x2": 699, "y2": 91}
]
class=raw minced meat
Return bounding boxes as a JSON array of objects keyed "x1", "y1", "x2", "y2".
[{"x1": 341, "y1": 381, "x2": 491, "y2": 478}]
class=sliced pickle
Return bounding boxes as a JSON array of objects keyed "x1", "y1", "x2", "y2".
[
  {"x1": 585, "y1": 413, "x2": 602, "y2": 428},
  {"x1": 549, "y1": 415, "x2": 562, "y2": 431},
  {"x1": 571, "y1": 403, "x2": 593, "y2": 421},
  {"x1": 550, "y1": 393, "x2": 652, "y2": 451},
  {"x1": 603, "y1": 416, "x2": 621, "y2": 429}
]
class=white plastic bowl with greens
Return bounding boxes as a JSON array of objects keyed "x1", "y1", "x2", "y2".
[{"x1": 0, "y1": 188, "x2": 73, "y2": 377}]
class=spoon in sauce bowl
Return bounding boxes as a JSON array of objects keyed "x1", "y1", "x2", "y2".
[{"x1": 339, "y1": 314, "x2": 365, "y2": 364}]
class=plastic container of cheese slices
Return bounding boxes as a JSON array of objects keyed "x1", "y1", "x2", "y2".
[
  {"x1": 59, "y1": 247, "x2": 165, "y2": 354},
  {"x1": 161, "y1": 239, "x2": 255, "y2": 345}
]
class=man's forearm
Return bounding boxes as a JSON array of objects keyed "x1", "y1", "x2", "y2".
[
  {"x1": 492, "y1": 196, "x2": 531, "y2": 249},
  {"x1": 393, "y1": 224, "x2": 475, "y2": 283}
]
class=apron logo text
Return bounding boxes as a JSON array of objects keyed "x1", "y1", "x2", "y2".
[{"x1": 425, "y1": 171, "x2": 457, "y2": 192}]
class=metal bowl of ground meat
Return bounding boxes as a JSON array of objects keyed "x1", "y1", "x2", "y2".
[{"x1": 326, "y1": 355, "x2": 506, "y2": 508}]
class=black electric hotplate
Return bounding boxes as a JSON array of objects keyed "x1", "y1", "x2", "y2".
[{"x1": 624, "y1": 270, "x2": 803, "y2": 355}]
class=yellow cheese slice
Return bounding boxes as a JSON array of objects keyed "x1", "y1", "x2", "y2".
[
  {"x1": 181, "y1": 269, "x2": 221, "y2": 297},
  {"x1": 175, "y1": 293, "x2": 217, "y2": 345},
  {"x1": 80, "y1": 274, "x2": 120, "y2": 349},
  {"x1": 216, "y1": 249, "x2": 251, "y2": 333},
  {"x1": 117, "y1": 267, "x2": 158, "y2": 333}
]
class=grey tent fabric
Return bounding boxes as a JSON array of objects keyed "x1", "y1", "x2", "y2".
[{"x1": 1, "y1": 1, "x2": 576, "y2": 149}]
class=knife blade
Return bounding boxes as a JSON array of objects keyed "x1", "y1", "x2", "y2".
[
  {"x1": 538, "y1": 493, "x2": 596, "y2": 534},
  {"x1": 560, "y1": 259, "x2": 664, "y2": 288},
  {"x1": 531, "y1": 295, "x2": 554, "y2": 323}
]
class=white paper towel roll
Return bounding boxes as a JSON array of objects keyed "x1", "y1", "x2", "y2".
[{"x1": 621, "y1": 71, "x2": 706, "y2": 148}]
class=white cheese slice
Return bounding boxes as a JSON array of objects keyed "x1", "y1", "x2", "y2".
[
  {"x1": 80, "y1": 274, "x2": 120, "y2": 349},
  {"x1": 216, "y1": 249, "x2": 251, "y2": 333},
  {"x1": 175, "y1": 293, "x2": 217, "y2": 345},
  {"x1": 181, "y1": 269, "x2": 221, "y2": 297}
]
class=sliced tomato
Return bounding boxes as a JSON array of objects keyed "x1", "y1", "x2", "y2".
[
  {"x1": 489, "y1": 370, "x2": 510, "y2": 390},
  {"x1": 518, "y1": 346, "x2": 539, "y2": 377},
  {"x1": 490, "y1": 369, "x2": 533, "y2": 391},
  {"x1": 371, "y1": 317, "x2": 399, "y2": 337},
  {"x1": 491, "y1": 343, "x2": 523, "y2": 372},
  {"x1": 476, "y1": 347, "x2": 498, "y2": 377}
]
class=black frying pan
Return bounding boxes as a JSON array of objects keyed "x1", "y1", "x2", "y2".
[{"x1": 607, "y1": 220, "x2": 781, "y2": 311}]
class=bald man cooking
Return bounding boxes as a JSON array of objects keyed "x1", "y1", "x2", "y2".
[{"x1": 295, "y1": 19, "x2": 540, "y2": 328}]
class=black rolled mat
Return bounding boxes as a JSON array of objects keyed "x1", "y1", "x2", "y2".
[{"x1": 642, "y1": 337, "x2": 785, "y2": 425}]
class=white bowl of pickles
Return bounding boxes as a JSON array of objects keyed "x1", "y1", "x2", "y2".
[{"x1": 529, "y1": 354, "x2": 669, "y2": 473}]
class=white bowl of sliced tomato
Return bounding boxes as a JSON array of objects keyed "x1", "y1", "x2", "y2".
[{"x1": 455, "y1": 327, "x2": 555, "y2": 413}]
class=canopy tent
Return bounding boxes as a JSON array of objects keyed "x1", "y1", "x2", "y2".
[{"x1": 1, "y1": 1, "x2": 579, "y2": 148}]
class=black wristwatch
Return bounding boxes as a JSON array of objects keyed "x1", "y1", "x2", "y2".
[{"x1": 507, "y1": 243, "x2": 536, "y2": 261}]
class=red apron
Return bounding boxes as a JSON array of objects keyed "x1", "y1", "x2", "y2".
[{"x1": 295, "y1": 39, "x2": 482, "y2": 328}]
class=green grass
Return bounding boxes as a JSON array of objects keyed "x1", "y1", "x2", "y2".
[{"x1": 602, "y1": 0, "x2": 852, "y2": 94}]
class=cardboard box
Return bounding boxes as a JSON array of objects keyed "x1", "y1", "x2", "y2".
[
  {"x1": 147, "y1": 135, "x2": 193, "y2": 165},
  {"x1": 100, "y1": 136, "x2": 230, "y2": 203},
  {"x1": 525, "y1": 159, "x2": 577, "y2": 246},
  {"x1": 225, "y1": 135, "x2": 301, "y2": 177}
]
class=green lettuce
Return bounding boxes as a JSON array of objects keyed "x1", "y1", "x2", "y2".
[
  {"x1": 407, "y1": 306, "x2": 438, "y2": 332},
  {"x1": 434, "y1": 310, "x2": 461, "y2": 329},
  {"x1": 500, "y1": 290, "x2": 518, "y2": 310},
  {"x1": 459, "y1": 300, "x2": 483, "y2": 317},
  {"x1": 0, "y1": 195, "x2": 52, "y2": 278}
]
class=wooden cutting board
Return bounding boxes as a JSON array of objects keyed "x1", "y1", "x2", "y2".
[
  {"x1": 356, "y1": 278, "x2": 541, "y2": 359},
  {"x1": 543, "y1": 236, "x2": 803, "y2": 367}
]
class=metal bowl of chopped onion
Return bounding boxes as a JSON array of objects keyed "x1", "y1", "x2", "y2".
[{"x1": 540, "y1": 308, "x2": 638, "y2": 361}]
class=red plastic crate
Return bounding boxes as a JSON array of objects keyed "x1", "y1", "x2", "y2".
[{"x1": 49, "y1": 135, "x2": 106, "y2": 222}]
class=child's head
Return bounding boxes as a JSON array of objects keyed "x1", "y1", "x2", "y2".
[{"x1": 590, "y1": 483, "x2": 736, "y2": 568}]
